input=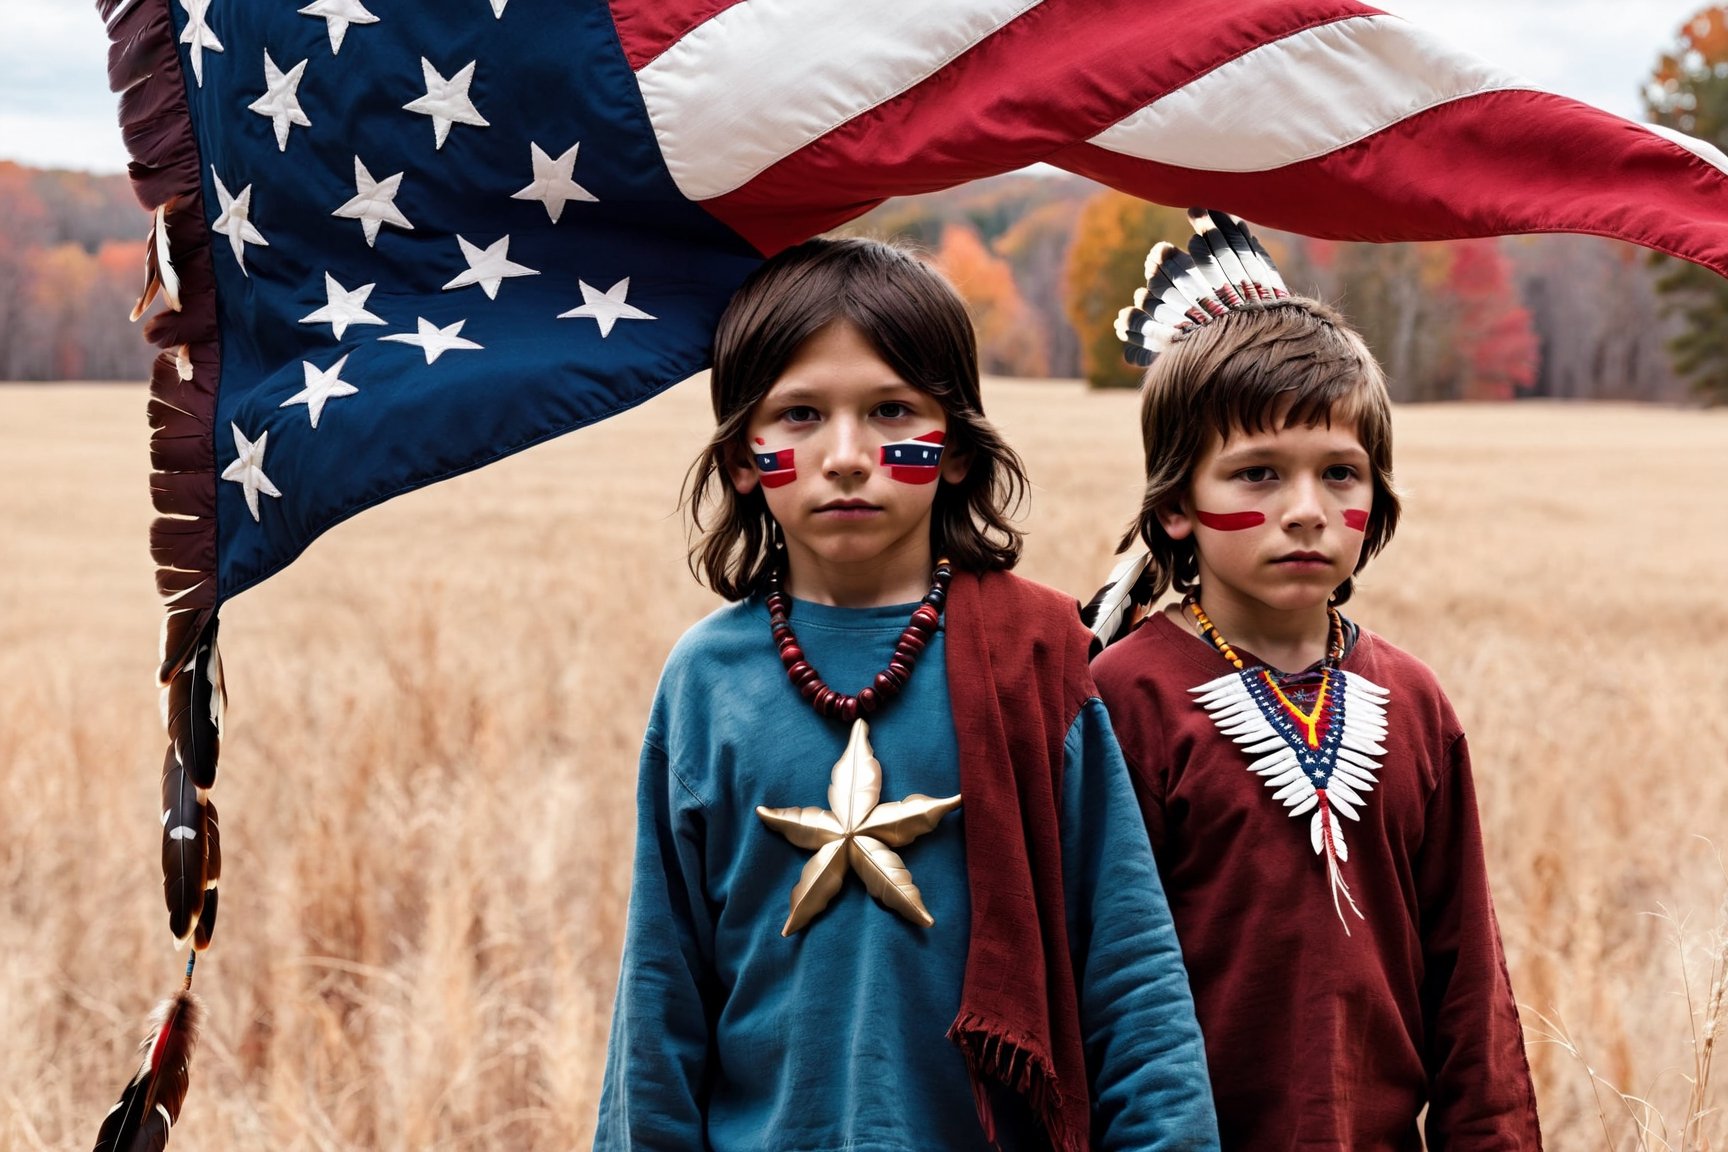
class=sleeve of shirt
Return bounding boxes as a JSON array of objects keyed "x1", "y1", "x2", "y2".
[
  {"x1": 1417, "y1": 730, "x2": 1543, "y2": 1151},
  {"x1": 1061, "y1": 698, "x2": 1221, "y2": 1152},
  {"x1": 592, "y1": 727, "x2": 718, "y2": 1152}
]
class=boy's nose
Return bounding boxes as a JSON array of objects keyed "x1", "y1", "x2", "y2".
[
  {"x1": 1282, "y1": 477, "x2": 1328, "y2": 528},
  {"x1": 823, "y1": 419, "x2": 873, "y2": 477}
]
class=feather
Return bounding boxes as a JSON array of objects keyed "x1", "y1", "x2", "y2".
[
  {"x1": 155, "y1": 204, "x2": 181, "y2": 312},
  {"x1": 1080, "y1": 550, "x2": 1152, "y2": 647},
  {"x1": 1186, "y1": 207, "x2": 1254, "y2": 307},
  {"x1": 159, "y1": 618, "x2": 222, "y2": 946},
  {"x1": 1215, "y1": 212, "x2": 1288, "y2": 300},
  {"x1": 159, "y1": 751, "x2": 207, "y2": 947},
  {"x1": 1207, "y1": 211, "x2": 1277, "y2": 301},
  {"x1": 92, "y1": 990, "x2": 203, "y2": 1152},
  {"x1": 163, "y1": 625, "x2": 221, "y2": 790},
  {"x1": 1144, "y1": 243, "x2": 1208, "y2": 322},
  {"x1": 1244, "y1": 223, "x2": 1290, "y2": 299},
  {"x1": 193, "y1": 800, "x2": 220, "y2": 950}
]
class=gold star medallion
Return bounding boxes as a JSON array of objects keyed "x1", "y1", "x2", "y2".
[{"x1": 756, "y1": 718, "x2": 962, "y2": 936}]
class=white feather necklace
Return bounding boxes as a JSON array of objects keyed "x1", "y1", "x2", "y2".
[{"x1": 1184, "y1": 597, "x2": 1389, "y2": 934}]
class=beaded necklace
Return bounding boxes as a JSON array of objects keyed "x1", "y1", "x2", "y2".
[
  {"x1": 754, "y1": 559, "x2": 963, "y2": 936},
  {"x1": 1182, "y1": 593, "x2": 1388, "y2": 934},
  {"x1": 766, "y1": 558, "x2": 951, "y2": 724}
]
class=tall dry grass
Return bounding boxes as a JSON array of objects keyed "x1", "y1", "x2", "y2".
[{"x1": 1, "y1": 381, "x2": 1724, "y2": 1150}]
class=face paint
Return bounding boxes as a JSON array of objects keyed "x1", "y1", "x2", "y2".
[
  {"x1": 1196, "y1": 510, "x2": 1265, "y2": 531},
  {"x1": 1342, "y1": 509, "x2": 1369, "y2": 531},
  {"x1": 879, "y1": 430, "x2": 946, "y2": 484},
  {"x1": 752, "y1": 439, "x2": 797, "y2": 489}
]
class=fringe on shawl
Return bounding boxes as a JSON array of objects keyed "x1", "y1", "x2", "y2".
[{"x1": 949, "y1": 1011, "x2": 1084, "y2": 1152}]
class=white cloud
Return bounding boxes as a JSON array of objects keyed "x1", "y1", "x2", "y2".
[
  {"x1": 1379, "y1": 0, "x2": 1700, "y2": 119},
  {"x1": 0, "y1": 0, "x2": 129, "y2": 171}
]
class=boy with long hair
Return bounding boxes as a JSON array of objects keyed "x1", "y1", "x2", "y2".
[
  {"x1": 595, "y1": 237, "x2": 1218, "y2": 1151},
  {"x1": 1088, "y1": 211, "x2": 1541, "y2": 1151}
]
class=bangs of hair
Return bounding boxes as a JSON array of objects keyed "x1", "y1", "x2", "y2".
[{"x1": 685, "y1": 237, "x2": 1027, "y2": 601}]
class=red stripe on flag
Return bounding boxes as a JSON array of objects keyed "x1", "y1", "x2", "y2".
[
  {"x1": 1049, "y1": 88, "x2": 1728, "y2": 278},
  {"x1": 610, "y1": 0, "x2": 747, "y2": 71},
  {"x1": 700, "y1": 0, "x2": 1366, "y2": 254}
]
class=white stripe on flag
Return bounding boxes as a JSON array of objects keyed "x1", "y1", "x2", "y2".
[
  {"x1": 1088, "y1": 15, "x2": 1534, "y2": 172},
  {"x1": 1645, "y1": 122, "x2": 1728, "y2": 176},
  {"x1": 635, "y1": 0, "x2": 1042, "y2": 201}
]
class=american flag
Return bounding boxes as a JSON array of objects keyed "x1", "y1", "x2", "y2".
[
  {"x1": 107, "y1": 0, "x2": 1728, "y2": 611},
  {"x1": 100, "y1": 0, "x2": 1728, "y2": 952},
  {"x1": 85, "y1": 1, "x2": 1728, "y2": 1140}
]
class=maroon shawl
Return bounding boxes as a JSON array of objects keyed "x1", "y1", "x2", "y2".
[{"x1": 944, "y1": 569, "x2": 1096, "y2": 1152}]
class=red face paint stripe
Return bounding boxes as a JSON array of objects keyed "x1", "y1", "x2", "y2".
[
  {"x1": 1196, "y1": 510, "x2": 1264, "y2": 531},
  {"x1": 1342, "y1": 509, "x2": 1369, "y2": 531}
]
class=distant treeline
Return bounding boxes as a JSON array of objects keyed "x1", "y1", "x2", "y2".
[
  {"x1": 0, "y1": 160, "x2": 1689, "y2": 401},
  {"x1": 842, "y1": 173, "x2": 1687, "y2": 403},
  {"x1": 0, "y1": 162, "x2": 155, "y2": 381}
]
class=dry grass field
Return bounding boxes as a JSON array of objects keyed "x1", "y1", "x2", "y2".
[{"x1": 2, "y1": 380, "x2": 1725, "y2": 1151}]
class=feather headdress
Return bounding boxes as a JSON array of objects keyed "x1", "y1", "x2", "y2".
[
  {"x1": 1114, "y1": 208, "x2": 1290, "y2": 367},
  {"x1": 1086, "y1": 209, "x2": 1294, "y2": 648}
]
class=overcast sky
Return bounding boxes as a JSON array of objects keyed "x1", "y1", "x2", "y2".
[{"x1": 0, "y1": 0, "x2": 1705, "y2": 173}]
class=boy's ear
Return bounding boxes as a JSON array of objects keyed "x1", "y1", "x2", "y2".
[
  {"x1": 1158, "y1": 497, "x2": 1195, "y2": 542},
  {"x1": 727, "y1": 443, "x2": 760, "y2": 496},
  {"x1": 939, "y1": 445, "x2": 971, "y2": 486}
]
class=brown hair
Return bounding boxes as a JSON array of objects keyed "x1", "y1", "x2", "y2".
[
  {"x1": 1122, "y1": 297, "x2": 1401, "y2": 606},
  {"x1": 686, "y1": 237, "x2": 1027, "y2": 600}
]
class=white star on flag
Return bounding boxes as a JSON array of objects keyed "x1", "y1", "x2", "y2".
[
  {"x1": 300, "y1": 273, "x2": 386, "y2": 339},
  {"x1": 443, "y1": 235, "x2": 539, "y2": 299},
  {"x1": 221, "y1": 424, "x2": 282, "y2": 521},
  {"x1": 511, "y1": 142, "x2": 596, "y2": 223},
  {"x1": 558, "y1": 278, "x2": 655, "y2": 338},
  {"x1": 279, "y1": 354, "x2": 359, "y2": 429},
  {"x1": 490, "y1": 0, "x2": 508, "y2": 15},
  {"x1": 403, "y1": 58, "x2": 490, "y2": 150},
  {"x1": 248, "y1": 52, "x2": 312, "y2": 152},
  {"x1": 179, "y1": 0, "x2": 224, "y2": 87},
  {"x1": 333, "y1": 156, "x2": 413, "y2": 247},
  {"x1": 297, "y1": 0, "x2": 378, "y2": 54},
  {"x1": 210, "y1": 168, "x2": 268, "y2": 275},
  {"x1": 381, "y1": 317, "x2": 483, "y2": 364}
]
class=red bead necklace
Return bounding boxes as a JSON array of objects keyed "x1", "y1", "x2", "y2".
[{"x1": 766, "y1": 558, "x2": 952, "y2": 725}]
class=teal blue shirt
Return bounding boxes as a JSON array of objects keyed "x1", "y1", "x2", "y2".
[{"x1": 595, "y1": 596, "x2": 1217, "y2": 1151}]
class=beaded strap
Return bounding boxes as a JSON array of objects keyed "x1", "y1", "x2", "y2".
[{"x1": 766, "y1": 559, "x2": 952, "y2": 725}]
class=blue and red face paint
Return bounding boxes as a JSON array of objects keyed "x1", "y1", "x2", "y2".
[{"x1": 879, "y1": 431, "x2": 945, "y2": 484}]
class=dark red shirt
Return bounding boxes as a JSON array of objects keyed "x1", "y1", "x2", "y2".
[{"x1": 1094, "y1": 611, "x2": 1541, "y2": 1151}]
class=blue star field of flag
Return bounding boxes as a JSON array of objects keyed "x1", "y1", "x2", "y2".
[{"x1": 172, "y1": 0, "x2": 763, "y2": 596}]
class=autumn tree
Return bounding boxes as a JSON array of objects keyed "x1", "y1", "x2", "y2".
[
  {"x1": 1646, "y1": 6, "x2": 1728, "y2": 404},
  {"x1": 1062, "y1": 191, "x2": 1188, "y2": 388},
  {"x1": 932, "y1": 224, "x2": 1048, "y2": 377},
  {"x1": 1500, "y1": 236, "x2": 1682, "y2": 401},
  {"x1": 994, "y1": 199, "x2": 1083, "y2": 377},
  {"x1": 0, "y1": 163, "x2": 50, "y2": 379}
]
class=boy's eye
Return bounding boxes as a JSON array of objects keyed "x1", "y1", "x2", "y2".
[
  {"x1": 1323, "y1": 464, "x2": 1359, "y2": 482},
  {"x1": 1235, "y1": 466, "x2": 1275, "y2": 483},
  {"x1": 780, "y1": 405, "x2": 820, "y2": 424},
  {"x1": 874, "y1": 400, "x2": 913, "y2": 420}
]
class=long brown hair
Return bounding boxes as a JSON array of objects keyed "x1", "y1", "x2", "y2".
[
  {"x1": 1122, "y1": 298, "x2": 1402, "y2": 606},
  {"x1": 687, "y1": 237, "x2": 1027, "y2": 601}
]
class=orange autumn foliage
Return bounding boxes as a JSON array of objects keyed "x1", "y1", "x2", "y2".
[{"x1": 932, "y1": 223, "x2": 1049, "y2": 377}]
